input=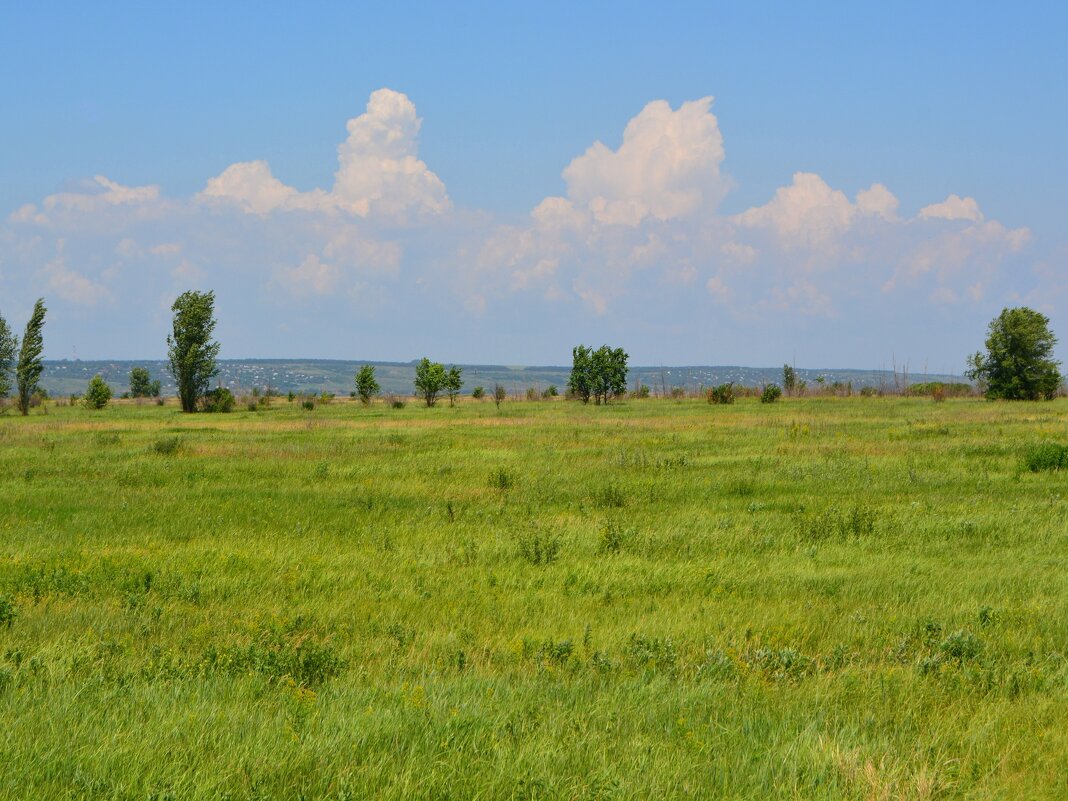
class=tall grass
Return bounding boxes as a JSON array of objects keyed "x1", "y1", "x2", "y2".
[{"x1": 0, "y1": 395, "x2": 1065, "y2": 798}]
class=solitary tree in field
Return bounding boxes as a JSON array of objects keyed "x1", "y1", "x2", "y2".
[
  {"x1": 167, "y1": 290, "x2": 220, "y2": 413},
  {"x1": 0, "y1": 310, "x2": 16, "y2": 405},
  {"x1": 84, "y1": 375, "x2": 112, "y2": 409},
  {"x1": 782, "y1": 364, "x2": 797, "y2": 396},
  {"x1": 414, "y1": 357, "x2": 446, "y2": 407},
  {"x1": 354, "y1": 364, "x2": 380, "y2": 405},
  {"x1": 16, "y1": 298, "x2": 46, "y2": 416},
  {"x1": 129, "y1": 366, "x2": 161, "y2": 398},
  {"x1": 569, "y1": 344, "x2": 628, "y2": 404},
  {"x1": 445, "y1": 365, "x2": 463, "y2": 406},
  {"x1": 493, "y1": 383, "x2": 506, "y2": 409},
  {"x1": 966, "y1": 307, "x2": 1062, "y2": 400}
]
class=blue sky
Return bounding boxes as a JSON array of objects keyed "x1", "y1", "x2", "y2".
[{"x1": 1, "y1": 2, "x2": 1065, "y2": 371}]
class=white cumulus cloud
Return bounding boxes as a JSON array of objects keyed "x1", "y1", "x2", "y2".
[
  {"x1": 198, "y1": 89, "x2": 449, "y2": 220},
  {"x1": 563, "y1": 97, "x2": 728, "y2": 226}
]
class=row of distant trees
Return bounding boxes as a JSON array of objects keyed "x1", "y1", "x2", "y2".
[{"x1": 0, "y1": 294, "x2": 1062, "y2": 414}]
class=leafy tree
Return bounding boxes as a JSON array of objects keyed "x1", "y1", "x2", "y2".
[
  {"x1": 445, "y1": 365, "x2": 463, "y2": 406},
  {"x1": 129, "y1": 366, "x2": 161, "y2": 398},
  {"x1": 84, "y1": 375, "x2": 112, "y2": 409},
  {"x1": 569, "y1": 344, "x2": 629, "y2": 405},
  {"x1": 354, "y1": 365, "x2": 380, "y2": 405},
  {"x1": 471, "y1": 386, "x2": 485, "y2": 399},
  {"x1": 966, "y1": 307, "x2": 1062, "y2": 400},
  {"x1": 16, "y1": 298, "x2": 46, "y2": 416},
  {"x1": 0, "y1": 310, "x2": 16, "y2": 404},
  {"x1": 493, "y1": 383, "x2": 506, "y2": 409},
  {"x1": 591, "y1": 346, "x2": 628, "y2": 404},
  {"x1": 568, "y1": 345, "x2": 594, "y2": 404},
  {"x1": 782, "y1": 364, "x2": 797, "y2": 395},
  {"x1": 414, "y1": 357, "x2": 447, "y2": 407},
  {"x1": 167, "y1": 290, "x2": 220, "y2": 413}
]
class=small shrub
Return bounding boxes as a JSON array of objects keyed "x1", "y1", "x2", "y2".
[
  {"x1": 529, "y1": 638, "x2": 574, "y2": 670},
  {"x1": 598, "y1": 520, "x2": 633, "y2": 554},
  {"x1": 302, "y1": 399, "x2": 316, "y2": 411},
  {"x1": 797, "y1": 504, "x2": 877, "y2": 541},
  {"x1": 545, "y1": 385, "x2": 559, "y2": 397},
  {"x1": 526, "y1": 387, "x2": 539, "y2": 401},
  {"x1": 152, "y1": 436, "x2": 181, "y2": 456},
  {"x1": 201, "y1": 387, "x2": 235, "y2": 413},
  {"x1": 201, "y1": 623, "x2": 345, "y2": 687},
  {"x1": 626, "y1": 634, "x2": 678, "y2": 676},
  {"x1": 83, "y1": 375, "x2": 112, "y2": 410},
  {"x1": 760, "y1": 384, "x2": 783, "y2": 404},
  {"x1": 593, "y1": 484, "x2": 626, "y2": 508},
  {"x1": 743, "y1": 646, "x2": 816, "y2": 682},
  {"x1": 493, "y1": 383, "x2": 507, "y2": 409},
  {"x1": 707, "y1": 383, "x2": 735, "y2": 404},
  {"x1": 517, "y1": 528, "x2": 561, "y2": 566},
  {"x1": 696, "y1": 648, "x2": 738, "y2": 681},
  {"x1": 471, "y1": 386, "x2": 485, "y2": 399},
  {"x1": 633, "y1": 384, "x2": 650, "y2": 399},
  {"x1": 0, "y1": 595, "x2": 16, "y2": 628},
  {"x1": 939, "y1": 630, "x2": 981, "y2": 665},
  {"x1": 488, "y1": 467, "x2": 515, "y2": 491},
  {"x1": 859, "y1": 386, "x2": 878, "y2": 398},
  {"x1": 1024, "y1": 442, "x2": 1068, "y2": 472}
]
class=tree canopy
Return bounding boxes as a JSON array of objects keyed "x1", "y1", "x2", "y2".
[
  {"x1": 16, "y1": 298, "x2": 46, "y2": 416},
  {"x1": 568, "y1": 344, "x2": 629, "y2": 404},
  {"x1": 0, "y1": 310, "x2": 16, "y2": 403},
  {"x1": 167, "y1": 290, "x2": 220, "y2": 413},
  {"x1": 354, "y1": 365, "x2": 380, "y2": 404},
  {"x1": 414, "y1": 358, "x2": 447, "y2": 407},
  {"x1": 966, "y1": 307, "x2": 1062, "y2": 400}
]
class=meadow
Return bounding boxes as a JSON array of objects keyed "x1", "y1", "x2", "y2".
[{"x1": 0, "y1": 395, "x2": 1066, "y2": 800}]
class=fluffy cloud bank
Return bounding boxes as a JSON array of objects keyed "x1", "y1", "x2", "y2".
[
  {"x1": 0, "y1": 88, "x2": 1046, "y2": 363},
  {"x1": 198, "y1": 89, "x2": 449, "y2": 219}
]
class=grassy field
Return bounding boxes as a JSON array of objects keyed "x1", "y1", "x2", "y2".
[{"x1": 1, "y1": 396, "x2": 1066, "y2": 800}]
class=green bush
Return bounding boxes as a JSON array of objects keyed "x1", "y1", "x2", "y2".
[
  {"x1": 201, "y1": 387, "x2": 235, "y2": 413},
  {"x1": 152, "y1": 436, "x2": 181, "y2": 456},
  {"x1": 1024, "y1": 443, "x2": 1068, "y2": 472},
  {"x1": 83, "y1": 375, "x2": 112, "y2": 410},
  {"x1": 517, "y1": 528, "x2": 560, "y2": 566},
  {"x1": 910, "y1": 381, "x2": 972, "y2": 398},
  {"x1": 707, "y1": 383, "x2": 735, "y2": 404},
  {"x1": 471, "y1": 386, "x2": 485, "y2": 399},
  {"x1": 0, "y1": 594, "x2": 16, "y2": 628},
  {"x1": 760, "y1": 384, "x2": 783, "y2": 404}
]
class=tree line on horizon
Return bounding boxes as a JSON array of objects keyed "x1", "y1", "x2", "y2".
[{"x1": 0, "y1": 292, "x2": 1063, "y2": 414}]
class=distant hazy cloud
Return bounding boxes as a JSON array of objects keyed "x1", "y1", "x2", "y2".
[{"x1": 0, "y1": 88, "x2": 1050, "y2": 364}]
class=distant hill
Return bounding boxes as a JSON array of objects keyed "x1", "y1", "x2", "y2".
[{"x1": 39, "y1": 359, "x2": 966, "y2": 398}]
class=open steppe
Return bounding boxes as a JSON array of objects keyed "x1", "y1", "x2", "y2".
[{"x1": 1, "y1": 396, "x2": 1066, "y2": 799}]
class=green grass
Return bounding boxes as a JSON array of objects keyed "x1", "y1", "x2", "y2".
[{"x1": 1, "y1": 396, "x2": 1066, "y2": 799}]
